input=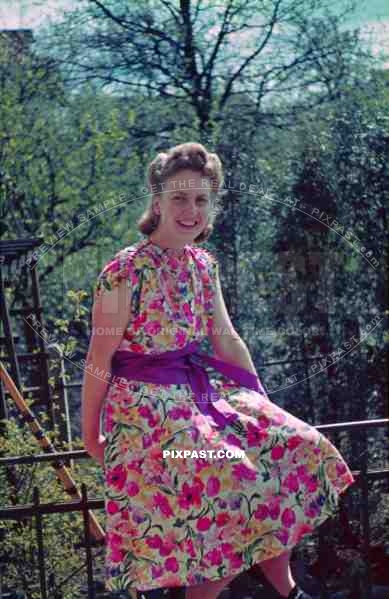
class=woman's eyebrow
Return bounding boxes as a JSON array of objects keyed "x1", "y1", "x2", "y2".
[{"x1": 172, "y1": 191, "x2": 208, "y2": 198}]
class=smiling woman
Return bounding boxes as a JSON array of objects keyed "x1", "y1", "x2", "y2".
[{"x1": 81, "y1": 141, "x2": 355, "y2": 599}]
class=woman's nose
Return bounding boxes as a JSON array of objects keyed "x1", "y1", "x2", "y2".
[{"x1": 181, "y1": 206, "x2": 198, "y2": 217}]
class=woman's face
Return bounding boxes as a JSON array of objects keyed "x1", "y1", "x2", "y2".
[{"x1": 151, "y1": 169, "x2": 212, "y2": 245}]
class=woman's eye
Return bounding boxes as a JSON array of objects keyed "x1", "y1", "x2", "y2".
[{"x1": 171, "y1": 196, "x2": 208, "y2": 204}]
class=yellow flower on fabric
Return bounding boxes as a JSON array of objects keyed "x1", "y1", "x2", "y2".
[
  {"x1": 131, "y1": 538, "x2": 155, "y2": 559},
  {"x1": 155, "y1": 332, "x2": 173, "y2": 345},
  {"x1": 137, "y1": 256, "x2": 151, "y2": 269},
  {"x1": 138, "y1": 489, "x2": 154, "y2": 509},
  {"x1": 118, "y1": 434, "x2": 135, "y2": 454},
  {"x1": 219, "y1": 472, "x2": 234, "y2": 492},
  {"x1": 306, "y1": 454, "x2": 320, "y2": 473},
  {"x1": 259, "y1": 532, "x2": 282, "y2": 557},
  {"x1": 252, "y1": 521, "x2": 270, "y2": 539}
]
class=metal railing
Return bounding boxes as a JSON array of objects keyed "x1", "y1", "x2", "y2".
[{"x1": 0, "y1": 418, "x2": 388, "y2": 599}]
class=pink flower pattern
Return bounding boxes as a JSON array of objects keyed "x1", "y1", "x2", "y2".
[{"x1": 95, "y1": 239, "x2": 356, "y2": 593}]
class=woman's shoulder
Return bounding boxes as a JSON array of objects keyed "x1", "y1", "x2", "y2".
[
  {"x1": 190, "y1": 244, "x2": 218, "y2": 261},
  {"x1": 95, "y1": 241, "x2": 146, "y2": 296},
  {"x1": 100, "y1": 242, "x2": 142, "y2": 272},
  {"x1": 200, "y1": 246, "x2": 218, "y2": 263},
  {"x1": 189, "y1": 245, "x2": 219, "y2": 278}
]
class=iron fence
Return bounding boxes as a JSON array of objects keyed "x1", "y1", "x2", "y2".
[{"x1": 0, "y1": 418, "x2": 388, "y2": 599}]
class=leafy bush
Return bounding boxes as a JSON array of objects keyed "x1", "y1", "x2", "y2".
[{"x1": 0, "y1": 408, "x2": 106, "y2": 599}]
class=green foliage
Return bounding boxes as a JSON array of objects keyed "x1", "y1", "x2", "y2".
[
  {"x1": 0, "y1": 46, "x2": 145, "y2": 325},
  {"x1": 0, "y1": 409, "x2": 106, "y2": 599}
]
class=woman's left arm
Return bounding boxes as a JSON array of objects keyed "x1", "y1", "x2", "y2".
[{"x1": 208, "y1": 266, "x2": 259, "y2": 378}]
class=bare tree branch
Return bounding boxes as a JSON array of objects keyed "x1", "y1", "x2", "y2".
[
  {"x1": 219, "y1": 0, "x2": 283, "y2": 109},
  {"x1": 39, "y1": 0, "x2": 366, "y2": 137}
]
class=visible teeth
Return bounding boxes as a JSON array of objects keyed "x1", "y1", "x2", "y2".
[{"x1": 178, "y1": 221, "x2": 196, "y2": 226}]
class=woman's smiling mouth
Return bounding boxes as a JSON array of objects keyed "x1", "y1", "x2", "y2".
[{"x1": 176, "y1": 220, "x2": 198, "y2": 229}]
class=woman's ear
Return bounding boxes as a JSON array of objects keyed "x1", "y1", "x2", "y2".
[{"x1": 152, "y1": 194, "x2": 161, "y2": 214}]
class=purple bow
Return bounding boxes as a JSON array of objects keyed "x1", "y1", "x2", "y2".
[{"x1": 110, "y1": 339, "x2": 265, "y2": 430}]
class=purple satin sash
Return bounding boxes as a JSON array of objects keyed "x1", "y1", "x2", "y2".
[{"x1": 110, "y1": 339, "x2": 266, "y2": 430}]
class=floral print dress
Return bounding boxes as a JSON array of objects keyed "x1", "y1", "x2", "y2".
[{"x1": 95, "y1": 237, "x2": 356, "y2": 594}]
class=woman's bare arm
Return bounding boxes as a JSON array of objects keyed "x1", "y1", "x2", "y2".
[
  {"x1": 208, "y1": 267, "x2": 259, "y2": 377},
  {"x1": 81, "y1": 277, "x2": 132, "y2": 463}
]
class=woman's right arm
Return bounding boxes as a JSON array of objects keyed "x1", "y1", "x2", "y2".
[{"x1": 81, "y1": 274, "x2": 133, "y2": 464}]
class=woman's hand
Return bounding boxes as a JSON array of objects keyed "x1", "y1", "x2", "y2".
[{"x1": 84, "y1": 434, "x2": 107, "y2": 468}]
